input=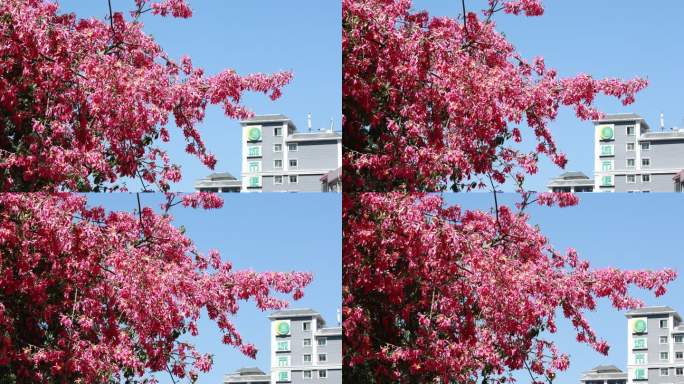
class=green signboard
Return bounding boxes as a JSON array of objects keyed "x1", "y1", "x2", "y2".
[
  {"x1": 633, "y1": 319, "x2": 647, "y2": 333},
  {"x1": 247, "y1": 127, "x2": 262, "y2": 141},
  {"x1": 276, "y1": 321, "x2": 290, "y2": 336},
  {"x1": 599, "y1": 125, "x2": 614, "y2": 140}
]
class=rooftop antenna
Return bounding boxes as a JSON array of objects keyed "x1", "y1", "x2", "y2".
[
  {"x1": 329, "y1": 118, "x2": 334, "y2": 132},
  {"x1": 307, "y1": 112, "x2": 312, "y2": 133},
  {"x1": 336, "y1": 308, "x2": 341, "y2": 327},
  {"x1": 660, "y1": 113, "x2": 665, "y2": 132}
]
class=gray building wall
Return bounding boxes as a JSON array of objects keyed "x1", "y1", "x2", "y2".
[
  {"x1": 290, "y1": 369, "x2": 342, "y2": 383},
  {"x1": 257, "y1": 122, "x2": 285, "y2": 176},
  {"x1": 270, "y1": 312, "x2": 341, "y2": 384},
  {"x1": 627, "y1": 309, "x2": 684, "y2": 384},
  {"x1": 262, "y1": 174, "x2": 327, "y2": 193},
  {"x1": 241, "y1": 116, "x2": 341, "y2": 192},
  {"x1": 645, "y1": 139, "x2": 684, "y2": 169},
  {"x1": 594, "y1": 115, "x2": 684, "y2": 192},
  {"x1": 644, "y1": 315, "x2": 670, "y2": 365},
  {"x1": 291, "y1": 141, "x2": 340, "y2": 171},
  {"x1": 614, "y1": 173, "x2": 676, "y2": 193}
]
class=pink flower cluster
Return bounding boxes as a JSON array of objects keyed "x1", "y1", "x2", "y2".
[
  {"x1": 342, "y1": 0, "x2": 647, "y2": 191},
  {"x1": 0, "y1": 193, "x2": 312, "y2": 382},
  {"x1": 343, "y1": 194, "x2": 676, "y2": 382},
  {"x1": 0, "y1": 0, "x2": 292, "y2": 191}
]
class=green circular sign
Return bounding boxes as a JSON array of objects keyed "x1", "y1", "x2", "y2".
[
  {"x1": 248, "y1": 127, "x2": 262, "y2": 141},
  {"x1": 600, "y1": 126, "x2": 614, "y2": 140},
  {"x1": 277, "y1": 321, "x2": 290, "y2": 335},
  {"x1": 633, "y1": 319, "x2": 647, "y2": 333}
]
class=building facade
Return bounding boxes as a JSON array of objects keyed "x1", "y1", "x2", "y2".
[
  {"x1": 626, "y1": 306, "x2": 684, "y2": 384},
  {"x1": 550, "y1": 113, "x2": 684, "y2": 192},
  {"x1": 241, "y1": 115, "x2": 342, "y2": 192},
  {"x1": 269, "y1": 309, "x2": 342, "y2": 384},
  {"x1": 593, "y1": 114, "x2": 684, "y2": 192},
  {"x1": 547, "y1": 171, "x2": 595, "y2": 192},
  {"x1": 675, "y1": 171, "x2": 684, "y2": 192},
  {"x1": 320, "y1": 167, "x2": 341, "y2": 192},
  {"x1": 225, "y1": 308, "x2": 342, "y2": 384},
  {"x1": 224, "y1": 367, "x2": 270, "y2": 384},
  {"x1": 580, "y1": 365, "x2": 627, "y2": 384},
  {"x1": 194, "y1": 172, "x2": 242, "y2": 192}
]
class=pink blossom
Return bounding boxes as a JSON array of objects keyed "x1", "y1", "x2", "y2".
[
  {"x1": 0, "y1": 193, "x2": 312, "y2": 382},
  {"x1": 0, "y1": 0, "x2": 291, "y2": 191},
  {"x1": 343, "y1": 193, "x2": 676, "y2": 382},
  {"x1": 342, "y1": 0, "x2": 647, "y2": 192}
]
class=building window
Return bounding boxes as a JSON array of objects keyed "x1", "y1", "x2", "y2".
[
  {"x1": 318, "y1": 353, "x2": 327, "y2": 362},
  {"x1": 601, "y1": 160, "x2": 614, "y2": 172},
  {"x1": 677, "y1": 351, "x2": 683, "y2": 360},
  {"x1": 633, "y1": 337, "x2": 647, "y2": 349},
  {"x1": 317, "y1": 337, "x2": 327, "y2": 346},
  {"x1": 661, "y1": 351, "x2": 669, "y2": 361},
  {"x1": 641, "y1": 142, "x2": 650, "y2": 150},
  {"x1": 247, "y1": 145, "x2": 261, "y2": 157},
  {"x1": 303, "y1": 321, "x2": 311, "y2": 331},
  {"x1": 601, "y1": 175, "x2": 613, "y2": 187},
  {"x1": 303, "y1": 354, "x2": 312, "y2": 363},
  {"x1": 661, "y1": 319, "x2": 669, "y2": 328},
  {"x1": 626, "y1": 159, "x2": 635, "y2": 168},
  {"x1": 248, "y1": 161, "x2": 261, "y2": 173},
  {"x1": 288, "y1": 143, "x2": 298, "y2": 152},
  {"x1": 600, "y1": 144, "x2": 614, "y2": 156},
  {"x1": 660, "y1": 336, "x2": 669, "y2": 344},
  {"x1": 642, "y1": 158, "x2": 651, "y2": 167},
  {"x1": 274, "y1": 160, "x2": 283, "y2": 169},
  {"x1": 274, "y1": 175, "x2": 283, "y2": 185},
  {"x1": 676, "y1": 335, "x2": 684, "y2": 343},
  {"x1": 289, "y1": 175, "x2": 299, "y2": 184},
  {"x1": 318, "y1": 370, "x2": 327, "y2": 379},
  {"x1": 661, "y1": 368, "x2": 669, "y2": 376},
  {"x1": 626, "y1": 142, "x2": 635, "y2": 151},
  {"x1": 274, "y1": 144, "x2": 282, "y2": 152},
  {"x1": 626, "y1": 175, "x2": 636, "y2": 184},
  {"x1": 277, "y1": 371, "x2": 290, "y2": 382},
  {"x1": 277, "y1": 340, "x2": 290, "y2": 351},
  {"x1": 289, "y1": 159, "x2": 298, "y2": 169},
  {"x1": 274, "y1": 127, "x2": 282, "y2": 137},
  {"x1": 642, "y1": 174, "x2": 651, "y2": 183},
  {"x1": 634, "y1": 352, "x2": 647, "y2": 365},
  {"x1": 627, "y1": 126, "x2": 635, "y2": 135},
  {"x1": 303, "y1": 371, "x2": 312, "y2": 379},
  {"x1": 303, "y1": 338, "x2": 311, "y2": 346},
  {"x1": 278, "y1": 356, "x2": 290, "y2": 367},
  {"x1": 634, "y1": 368, "x2": 647, "y2": 380},
  {"x1": 677, "y1": 367, "x2": 684, "y2": 376},
  {"x1": 249, "y1": 176, "x2": 260, "y2": 188}
]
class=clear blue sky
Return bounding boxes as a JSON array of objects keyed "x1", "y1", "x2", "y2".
[
  {"x1": 414, "y1": 0, "x2": 684, "y2": 192},
  {"x1": 59, "y1": 0, "x2": 341, "y2": 191},
  {"x1": 86, "y1": 193, "x2": 341, "y2": 384},
  {"x1": 445, "y1": 192, "x2": 684, "y2": 383}
]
